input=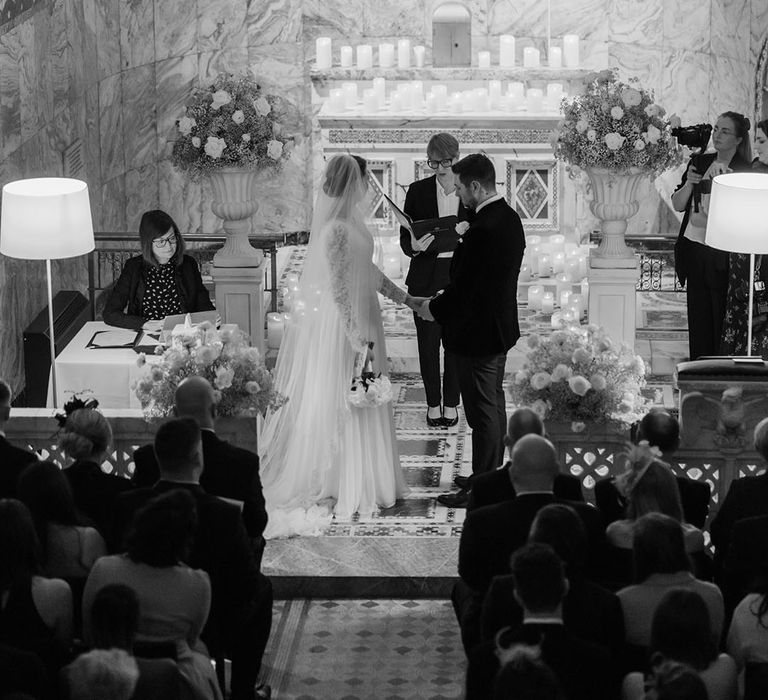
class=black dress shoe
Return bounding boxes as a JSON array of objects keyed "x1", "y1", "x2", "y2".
[
  {"x1": 453, "y1": 475, "x2": 471, "y2": 489},
  {"x1": 426, "y1": 410, "x2": 443, "y2": 428},
  {"x1": 437, "y1": 489, "x2": 469, "y2": 508},
  {"x1": 441, "y1": 413, "x2": 459, "y2": 428}
]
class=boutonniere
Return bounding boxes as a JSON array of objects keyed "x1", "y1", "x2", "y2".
[{"x1": 455, "y1": 221, "x2": 470, "y2": 239}]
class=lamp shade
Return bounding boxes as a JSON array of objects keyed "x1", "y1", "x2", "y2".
[
  {"x1": 705, "y1": 172, "x2": 768, "y2": 254},
  {"x1": 0, "y1": 178, "x2": 95, "y2": 260}
]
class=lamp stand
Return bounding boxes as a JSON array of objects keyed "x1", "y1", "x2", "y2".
[
  {"x1": 747, "y1": 252, "x2": 755, "y2": 357},
  {"x1": 45, "y1": 258, "x2": 58, "y2": 406}
]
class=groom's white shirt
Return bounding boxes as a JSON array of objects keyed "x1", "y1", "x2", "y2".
[{"x1": 474, "y1": 192, "x2": 503, "y2": 215}]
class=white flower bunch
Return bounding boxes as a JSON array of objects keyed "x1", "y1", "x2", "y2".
[{"x1": 348, "y1": 373, "x2": 393, "y2": 408}]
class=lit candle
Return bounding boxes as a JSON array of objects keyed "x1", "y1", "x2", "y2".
[
  {"x1": 398, "y1": 39, "x2": 411, "y2": 68},
  {"x1": 561, "y1": 308, "x2": 578, "y2": 326},
  {"x1": 499, "y1": 34, "x2": 515, "y2": 67},
  {"x1": 560, "y1": 290, "x2": 572, "y2": 308},
  {"x1": 547, "y1": 82, "x2": 564, "y2": 99},
  {"x1": 564, "y1": 242, "x2": 579, "y2": 257},
  {"x1": 552, "y1": 251, "x2": 566, "y2": 274},
  {"x1": 527, "y1": 88, "x2": 544, "y2": 112},
  {"x1": 383, "y1": 253, "x2": 401, "y2": 278},
  {"x1": 519, "y1": 263, "x2": 532, "y2": 283},
  {"x1": 266, "y1": 312, "x2": 285, "y2": 350},
  {"x1": 432, "y1": 84, "x2": 448, "y2": 110},
  {"x1": 478, "y1": 51, "x2": 491, "y2": 69},
  {"x1": 555, "y1": 273, "x2": 571, "y2": 299},
  {"x1": 541, "y1": 292, "x2": 555, "y2": 314},
  {"x1": 539, "y1": 253, "x2": 552, "y2": 277},
  {"x1": 362, "y1": 88, "x2": 379, "y2": 112},
  {"x1": 551, "y1": 311, "x2": 564, "y2": 329},
  {"x1": 340, "y1": 45, "x2": 354, "y2": 68},
  {"x1": 508, "y1": 81, "x2": 525, "y2": 101},
  {"x1": 425, "y1": 93, "x2": 437, "y2": 114},
  {"x1": 315, "y1": 37, "x2": 332, "y2": 69},
  {"x1": 523, "y1": 47, "x2": 540, "y2": 68},
  {"x1": 528, "y1": 285, "x2": 544, "y2": 311},
  {"x1": 529, "y1": 245, "x2": 542, "y2": 275},
  {"x1": 342, "y1": 82, "x2": 358, "y2": 109},
  {"x1": 578, "y1": 254, "x2": 588, "y2": 279},
  {"x1": 566, "y1": 258, "x2": 581, "y2": 280},
  {"x1": 328, "y1": 88, "x2": 346, "y2": 112},
  {"x1": 548, "y1": 46, "x2": 562, "y2": 69},
  {"x1": 563, "y1": 34, "x2": 579, "y2": 68},
  {"x1": 378, "y1": 43, "x2": 395, "y2": 68},
  {"x1": 413, "y1": 45, "x2": 426, "y2": 68},
  {"x1": 488, "y1": 80, "x2": 502, "y2": 108},
  {"x1": 356, "y1": 44, "x2": 373, "y2": 69},
  {"x1": 373, "y1": 77, "x2": 386, "y2": 105},
  {"x1": 526, "y1": 234, "x2": 542, "y2": 248},
  {"x1": 285, "y1": 272, "x2": 299, "y2": 287},
  {"x1": 450, "y1": 92, "x2": 463, "y2": 114},
  {"x1": 571, "y1": 294, "x2": 585, "y2": 319},
  {"x1": 549, "y1": 234, "x2": 566, "y2": 251}
]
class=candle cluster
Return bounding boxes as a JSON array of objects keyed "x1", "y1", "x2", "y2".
[{"x1": 520, "y1": 234, "x2": 589, "y2": 328}]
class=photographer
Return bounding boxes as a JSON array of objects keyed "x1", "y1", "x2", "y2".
[
  {"x1": 672, "y1": 112, "x2": 752, "y2": 360},
  {"x1": 720, "y1": 118, "x2": 768, "y2": 356}
]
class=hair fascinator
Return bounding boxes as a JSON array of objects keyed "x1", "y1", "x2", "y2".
[
  {"x1": 615, "y1": 440, "x2": 663, "y2": 498},
  {"x1": 54, "y1": 393, "x2": 99, "y2": 429}
]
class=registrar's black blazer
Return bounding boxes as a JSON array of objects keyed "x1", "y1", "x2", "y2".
[
  {"x1": 103, "y1": 254, "x2": 215, "y2": 330},
  {"x1": 399, "y1": 175, "x2": 467, "y2": 296},
  {"x1": 430, "y1": 198, "x2": 525, "y2": 357}
]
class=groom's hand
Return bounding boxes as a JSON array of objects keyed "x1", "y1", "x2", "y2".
[
  {"x1": 417, "y1": 298, "x2": 435, "y2": 322},
  {"x1": 410, "y1": 230, "x2": 435, "y2": 254}
]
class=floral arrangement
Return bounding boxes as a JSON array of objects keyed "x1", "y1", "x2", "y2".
[
  {"x1": 553, "y1": 69, "x2": 682, "y2": 176},
  {"x1": 348, "y1": 371, "x2": 393, "y2": 408},
  {"x1": 133, "y1": 322, "x2": 285, "y2": 418},
  {"x1": 510, "y1": 324, "x2": 649, "y2": 429},
  {"x1": 171, "y1": 73, "x2": 293, "y2": 180}
]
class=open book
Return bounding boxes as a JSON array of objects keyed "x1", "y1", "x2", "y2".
[{"x1": 384, "y1": 194, "x2": 459, "y2": 253}]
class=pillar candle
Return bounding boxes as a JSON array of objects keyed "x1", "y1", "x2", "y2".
[
  {"x1": 561, "y1": 308, "x2": 579, "y2": 326},
  {"x1": 547, "y1": 82, "x2": 564, "y2": 100},
  {"x1": 549, "y1": 233, "x2": 566, "y2": 251},
  {"x1": 555, "y1": 273, "x2": 571, "y2": 299},
  {"x1": 527, "y1": 285, "x2": 544, "y2": 311},
  {"x1": 432, "y1": 84, "x2": 448, "y2": 110},
  {"x1": 397, "y1": 39, "x2": 411, "y2": 68},
  {"x1": 523, "y1": 47, "x2": 540, "y2": 68},
  {"x1": 340, "y1": 45, "x2": 354, "y2": 68},
  {"x1": 362, "y1": 88, "x2": 379, "y2": 112},
  {"x1": 519, "y1": 263, "x2": 532, "y2": 283},
  {"x1": 541, "y1": 292, "x2": 555, "y2": 314},
  {"x1": 266, "y1": 312, "x2": 284, "y2": 349},
  {"x1": 414, "y1": 45, "x2": 426, "y2": 67},
  {"x1": 378, "y1": 43, "x2": 395, "y2": 68},
  {"x1": 559, "y1": 290, "x2": 572, "y2": 309},
  {"x1": 499, "y1": 34, "x2": 515, "y2": 67},
  {"x1": 564, "y1": 242, "x2": 579, "y2": 257},
  {"x1": 508, "y1": 81, "x2": 525, "y2": 101},
  {"x1": 529, "y1": 245, "x2": 542, "y2": 275},
  {"x1": 450, "y1": 92, "x2": 463, "y2": 113},
  {"x1": 315, "y1": 37, "x2": 332, "y2": 69},
  {"x1": 563, "y1": 34, "x2": 579, "y2": 68},
  {"x1": 551, "y1": 311, "x2": 564, "y2": 329},
  {"x1": 578, "y1": 254, "x2": 588, "y2": 279},
  {"x1": 488, "y1": 80, "x2": 503, "y2": 109},
  {"x1": 539, "y1": 253, "x2": 552, "y2": 277},
  {"x1": 425, "y1": 93, "x2": 437, "y2": 114},
  {"x1": 356, "y1": 44, "x2": 373, "y2": 69},
  {"x1": 285, "y1": 273, "x2": 299, "y2": 288},
  {"x1": 548, "y1": 46, "x2": 562, "y2": 69},
  {"x1": 341, "y1": 82, "x2": 358, "y2": 109},
  {"x1": 328, "y1": 88, "x2": 345, "y2": 112},
  {"x1": 552, "y1": 251, "x2": 566, "y2": 274},
  {"x1": 566, "y1": 258, "x2": 581, "y2": 280},
  {"x1": 527, "y1": 88, "x2": 544, "y2": 112},
  {"x1": 526, "y1": 234, "x2": 542, "y2": 248},
  {"x1": 571, "y1": 293, "x2": 585, "y2": 319},
  {"x1": 478, "y1": 51, "x2": 491, "y2": 68},
  {"x1": 373, "y1": 77, "x2": 386, "y2": 105}
]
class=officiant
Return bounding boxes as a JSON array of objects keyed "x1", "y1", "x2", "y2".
[
  {"x1": 103, "y1": 209, "x2": 215, "y2": 330},
  {"x1": 400, "y1": 133, "x2": 467, "y2": 428}
]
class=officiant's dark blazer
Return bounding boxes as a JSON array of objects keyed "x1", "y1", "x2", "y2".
[
  {"x1": 398, "y1": 175, "x2": 467, "y2": 296},
  {"x1": 429, "y1": 198, "x2": 525, "y2": 357},
  {"x1": 0, "y1": 435, "x2": 38, "y2": 499},
  {"x1": 132, "y1": 429, "x2": 268, "y2": 542}
]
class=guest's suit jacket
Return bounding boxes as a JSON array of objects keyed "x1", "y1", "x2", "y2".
[
  {"x1": 399, "y1": 175, "x2": 467, "y2": 296},
  {"x1": 132, "y1": 430, "x2": 267, "y2": 542},
  {"x1": 113, "y1": 481, "x2": 261, "y2": 628},
  {"x1": 0, "y1": 435, "x2": 38, "y2": 499},
  {"x1": 722, "y1": 513, "x2": 768, "y2": 613},
  {"x1": 467, "y1": 462, "x2": 584, "y2": 511},
  {"x1": 458, "y1": 492, "x2": 604, "y2": 594},
  {"x1": 429, "y1": 198, "x2": 525, "y2": 357}
]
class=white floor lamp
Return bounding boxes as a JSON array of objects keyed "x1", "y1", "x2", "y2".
[
  {"x1": 0, "y1": 178, "x2": 95, "y2": 406},
  {"x1": 706, "y1": 172, "x2": 768, "y2": 359}
]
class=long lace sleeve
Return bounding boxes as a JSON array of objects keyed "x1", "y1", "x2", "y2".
[
  {"x1": 372, "y1": 264, "x2": 408, "y2": 305},
  {"x1": 325, "y1": 223, "x2": 369, "y2": 353}
]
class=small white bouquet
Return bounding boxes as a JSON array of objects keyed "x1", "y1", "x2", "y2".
[{"x1": 348, "y1": 342, "x2": 393, "y2": 408}]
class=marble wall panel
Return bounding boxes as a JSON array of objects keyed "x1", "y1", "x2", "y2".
[
  {"x1": 119, "y1": 0, "x2": 155, "y2": 70},
  {"x1": 154, "y1": 0, "x2": 197, "y2": 61},
  {"x1": 0, "y1": 27, "x2": 21, "y2": 159},
  {"x1": 198, "y1": 46, "x2": 250, "y2": 82},
  {"x1": 711, "y1": 0, "x2": 751, "y2": 63},
  {"x1": 50, "y1": 0, "x2": 70, "y2": 107},
  {"x1": 488, "y1": 0, "x2": 608, "y2": 41},
  {"x1": 610, "y1": 42, "x2": 663, "y2": 98},
  {"x1": 19, "y1": 135, "x2": 42, "y2": 177},
  {"x1": 45, "y1": 104, "x2": 75, "y2": 165},
  {"x1": 33, "y1": 9, "x2": 54, "y2": 120},
  {"x1": 95, "y1": 0, "x2": 121, "y2": 80},
  {"x1": 663, "y1": 0, "x2": 710, "y2": 52},
  {"x1": 301, "y1": 0, "x2": 364, "y2": 44},
  {"x1": 100, "y1": 175, "x2": 127, "y2": 232},
  {"x1": 156, "y1": 54, "x2": 199, "y2": 161},
  {"x1": 751, "y1": 0, "x2": 768, "y2": 71},
  {"x1": 246, "y1": 0, "x2": 303, "y2": 46},
  {"x1": 158, "y1": 158, "x2": 203, "y2": 233},
  {"x1": 609, "y1": 0, "x2": 663, "y2": 47},
  {"x1": 63, "y1": 0, "x2": 85, "y2": 96},
  {"x1": 121, "y1": 64, "x2": 157, "y2": 171},
  {"x1": 125, "y1": 162, "x2": 159, "y2": 227},
  {"x1": 198, "y1": 0, "x2": 248, "y2": 53},
  {"x1": 709, "y1": 55, "x2": 753, "y2": 120},
  {"x1": 17, "y1": 22, "x2": 41, "y2": 143},
  {"x1": 363, "y1": 1, "x2": 426, "y2": 39},
  {"x1": 81, "y1": 83, "x2": 101, "y2": 187},
  {"x1": 660, "y1": 50, "x2": 712, "y2": 124},
  {"x1": 98, "y1": 74, "x2": 124, "y2": 183}
]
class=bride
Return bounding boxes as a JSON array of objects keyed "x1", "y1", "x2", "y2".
[{"x1": 259, "y1": 154, "x2": 416, "y2": 537}]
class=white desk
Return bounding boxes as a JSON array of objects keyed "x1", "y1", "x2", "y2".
[{"x1": 48, "y1": 321, "x2": 159, "y2": 409}]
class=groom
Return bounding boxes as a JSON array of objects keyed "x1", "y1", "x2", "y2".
[{"x1": 417, "y1": 154, "x2": 525, "y2": 508}]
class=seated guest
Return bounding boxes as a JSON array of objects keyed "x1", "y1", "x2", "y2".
[
  {"x1": 66, "y1": 648, "x2": 139, "y2": 700},
  {"x1": 606, "y1": 444, "x2": 704, "y2": 554},
  {"x1": 617, "y1": 513, "x2": 723, "y2": 649},
  {"x1": 596, "y1": 408, "x2": 710, "y2": 528},
  {"x1": 17, "y1": 461, "x2": 106, "y2": 579},
  {"x1": 481, "y1": 503, "x2": 624, "y2": 655},
  {"x1": 722, "y1": 513, "x2": 768, "y2": 618},
  {"x1": 0, "y1": 379, "x2": 38, "y2": 499},
  {"x1": 622, "y1": 589, "x2": 737, "y2": 700},
  {"x1": 455, "y1": 434, "x2": 603, "y2": 654},
  {"x1": 83, "y1": 489, "x2": 222, "y2": 700},
  {"x1": 113, "y1": 418, "x2": 272, "y2": 700},
  {"x1": 491, "y1": 645, "x2": 564, "y2": 700},
  {"x1": 89, "y1": 584, "x2": 182, "y2": 700},
  {"x1": 59, "y1": 408, "x2": 134, "y2": 536},
  {"x1": 132, "y1": 377, "x2": 267, "y2": 555},
  {"x1": 466, "y1": 543, "x2": 611, "y2": 700},
  {"x1": 641, "y1": 659, "x2": 709, "y2": 700},
  {"x1": 726, "y1": 576, "x2": 768, "y2": 686},
  {"x1": 0, "y1": 499, "x2": 73, "y2": 686},
  {"x1": 103, "y1": 209, "x2": 214, "y2": 330},
  {"x1": 0, "y1": 643, "x2": 49, "y2": 699},
  {"x1": 466, "y1": 407, "x2": 583, "y2": 509}
]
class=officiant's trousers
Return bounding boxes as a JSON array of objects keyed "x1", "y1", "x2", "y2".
[{"x1": 455, "y1": 352, "x2": 507, "y2": 475}]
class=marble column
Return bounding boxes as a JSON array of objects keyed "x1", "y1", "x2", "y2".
[
  {"x1": 587, "y1": 259, "x2": 638, "y2": 351},
  {"x1": 212, "y1": 265, "x2": 265, "y2": 353}
]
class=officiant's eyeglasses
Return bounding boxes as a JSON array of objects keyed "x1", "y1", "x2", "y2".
[
  {"x1": 152, "y1": 234, "x2": 177, "y2": 249},
  {"x1": 427, "y1": 158, "x2": 455, "y2": 169}
]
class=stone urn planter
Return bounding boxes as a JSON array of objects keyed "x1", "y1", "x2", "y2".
[{"x1": 586, "y1": 167, "x2": 650, "y2": 268}]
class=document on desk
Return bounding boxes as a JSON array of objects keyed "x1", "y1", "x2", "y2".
[{"x1": 86, "y1": 329, "x2": 140, "y2": 349}]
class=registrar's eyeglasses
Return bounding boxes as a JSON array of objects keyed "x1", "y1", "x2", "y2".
[
  {"x1": 427, "y1": 158, "x2": 455, "y2": 169},
  {"x1": 152, "y1": 235, "x2": 177, "y2": 249}
]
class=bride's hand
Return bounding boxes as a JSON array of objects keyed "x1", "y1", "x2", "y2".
[
  {"x1": 365, "y1": 342, "x2": 375, "y2": 367},
  {"x1": 405, "y1": 295, "x2": 429, "y2": 311}
]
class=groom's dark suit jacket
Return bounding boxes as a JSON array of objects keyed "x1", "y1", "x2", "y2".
[{"x1": 429, "y1": 197, "x2": 525, "y2": 357}]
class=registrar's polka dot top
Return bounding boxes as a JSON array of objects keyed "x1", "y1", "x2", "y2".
[{"x1": 141, "y1": 263, "x2": 183, "y2": 320}]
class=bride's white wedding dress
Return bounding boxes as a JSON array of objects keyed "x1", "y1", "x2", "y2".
[{"x1": 259, "y1": 168, "x2": 408, "y2": 538}]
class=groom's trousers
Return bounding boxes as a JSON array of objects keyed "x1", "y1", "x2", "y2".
[{"x1": 455, "y1": 352, "x2": 507, "y2": 475}]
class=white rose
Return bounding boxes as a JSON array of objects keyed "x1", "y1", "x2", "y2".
[
  {"x1": 231, "y1": 109, "x2": 245, "y2": 124},
  {"x1": 530, "y1": 399, "x2": 550, "y2": 419},
  {"x1": 214, "y1": 366, "x2": 235, "y2": 390},
  {"x1": 266, "y1": 139, "x2": 283, "y2": 160},
  {"x1": 191, "y1": 136, "x2": 201, "y2": 148},
  {"x1": 530, "y1": 372, "x2": 552, "y2": 390},
  {"x1": 455, "y1": 221, "x2": 471, "y2": 236},
  {"x1": 178, "y1": 116, "x2": 196, "y2": 136},
  {"x1": 576, "y1": 118, "x2": 589, "y2": 133},
  {"x1": 210, "y1": 89, "x2": 232, "y2": 110},
  {"x1": 255, "y1": 96, "x2": 271, "y2": 116},
  {"x1": 242, "y1": 133, "x2": 251, "y2": 142},
  {"x1": 586, "y1": 129, "x2": 597, "y2": 142},
  {"x1": 568, "y1": 375, "x2": 592, "y2": 396},
  {"x1": 590, "y1": 373, "x2": 607, "y2": 391},
  {"x1": 645, "y1": 124, "x2": 662, "y2": 144},
  {"x1": 551, "y1": 364, "x2": 572, "y2": 382},
  {"x1": 669, "y1": 114, "x2": 682, "y2": 129},
  {"x1": 644, "y1": 103, "x2": 661, "y2": 117},
  {"x1": 634, "y1": 138, "x2": 646, "y2": 151},
  {"x1": 620, "y1": 88, "x2": 642, "y2": 107},
  {"x1": 604, "y1": 132, "x2": 626, "y2": 150},
  {"x1": 610, "y1": 106, "x2": 624, "y2": 120},
  {"x1": 204, "y1": 136, "x2": 227, "y2": 159}
]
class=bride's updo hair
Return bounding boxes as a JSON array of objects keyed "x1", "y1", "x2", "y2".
[{"x1": 323, "y1": 154, "x2": 367, "y2": 197}]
